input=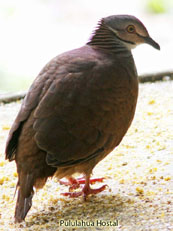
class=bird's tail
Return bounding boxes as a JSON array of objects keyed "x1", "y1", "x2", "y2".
[{"x1": 14, "y1": 173, "x2": 34, "y2": 223}]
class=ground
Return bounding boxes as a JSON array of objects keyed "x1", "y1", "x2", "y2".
[{"x1": 0, "y1": 81, "x2": 173, "y2": 231}]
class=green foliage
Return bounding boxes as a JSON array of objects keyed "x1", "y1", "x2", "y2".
[{"x1": 147, "y1": 0, "x2": 168, "y2": 13}]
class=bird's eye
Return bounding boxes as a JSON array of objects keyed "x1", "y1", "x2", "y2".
[{"x1": 127, "y1": 25, "x2": 135, "y2": 33}]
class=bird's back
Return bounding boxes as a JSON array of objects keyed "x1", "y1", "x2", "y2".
[{"x1": 6, "y1": 45, "x2": 138, "y2": 168}]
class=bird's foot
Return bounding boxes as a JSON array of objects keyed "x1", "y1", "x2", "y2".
[
  {"x1": 76, "y1": 176, "x2": 105, "y2": 185},
  {"x1": 59, "y1": 176, "x2": 105, "y2": 191},
  {"x1": 59, "y1": 177, "x2": 80, "y2": 190},
  {"x1": 61, "y1": 184, "x2": 107, "y2": 200}
]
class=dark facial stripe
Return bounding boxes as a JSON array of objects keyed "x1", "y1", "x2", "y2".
[{"x1": 115, "y1": 33, "x2": 135, "y2": 45}]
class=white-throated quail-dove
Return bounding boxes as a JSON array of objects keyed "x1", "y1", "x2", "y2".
[{"x1": 5, "y1": 14, "x2": 160, "y2": 223}]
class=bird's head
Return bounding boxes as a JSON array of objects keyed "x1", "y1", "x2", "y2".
[{"x1": 103, "y1": 15, "x2": 160, "y2": 50}]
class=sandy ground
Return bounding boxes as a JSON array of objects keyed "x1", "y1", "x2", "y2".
[{"x1": 0, "y1": 81, "x2": 173, "y2": 231}]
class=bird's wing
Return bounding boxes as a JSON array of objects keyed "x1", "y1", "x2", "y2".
[
  {"x1": 5, "y1": 64, "x2": 50, "y2": 160},
  {"x1": 5, "y1": 51, "x2": 83, "y2": 160},
  {"x1": 33, "y1": 56, "x2": 112, "y2": 167},
  {"x1": 6, "y1": 48, "x2": 109, "y2": 165}
]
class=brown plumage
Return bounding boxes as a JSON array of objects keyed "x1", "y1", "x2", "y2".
[{"x1": 5, "y1": 15, "x2": 160, "y2": 223}]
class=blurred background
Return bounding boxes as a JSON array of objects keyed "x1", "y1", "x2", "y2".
[{"x1": 0, "y1": 0, "x2": 173, "y2": 93}]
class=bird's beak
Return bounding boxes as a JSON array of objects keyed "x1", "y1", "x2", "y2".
[{"x1": 144, "y1": 36, "x2": 160, "y2": 50}]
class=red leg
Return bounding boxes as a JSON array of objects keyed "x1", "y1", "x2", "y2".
[
  {"x1": 59, "y1": 177, "x2": 80, "y2": 191},
  {"x1": 74, "y1": 176, "x2": 105, "y2": 185},
  {"x1": 59, "y1": 176, "x2": 105, "y2": 190},
  {"x1": 61, "y1": 175, "x2": 107, "y2": 200}
]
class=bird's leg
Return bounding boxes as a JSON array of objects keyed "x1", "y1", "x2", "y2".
[
  {"x1": 59, "y1": 177, "x2": 80, "y2": 191},
  {"x1": 74, "y1": 176, "x2": 105, "y2": 185},
  {"x1": 59, "y1": 176, "x2": 105, "y2": 191},
  {"x1": 61, "y1": 174, "x2": 107, "y2": 199},
  {"x1": 82, "y1": 174, "x2": 107, "y2": 201}
]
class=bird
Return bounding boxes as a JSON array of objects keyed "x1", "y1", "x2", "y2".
[{"x1": 5, "y1": 14, "x2": 160, "y2": 223}]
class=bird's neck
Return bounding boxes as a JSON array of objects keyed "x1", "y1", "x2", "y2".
[{"x1": 87, "y1": 20, "x2": 131, "y2": 56}]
